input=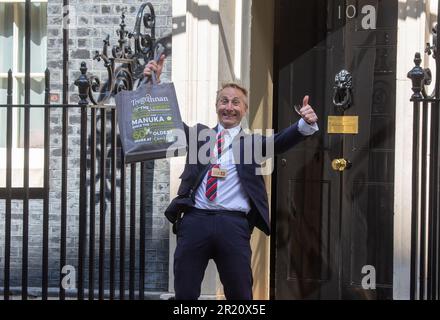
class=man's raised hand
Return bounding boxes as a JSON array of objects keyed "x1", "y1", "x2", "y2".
[
  {"x1": 298, "y1": 95, "x2": 318, "y2": 125},
  {"x1": 143, "y1": 54, "x2": 166, "y2": 82}
]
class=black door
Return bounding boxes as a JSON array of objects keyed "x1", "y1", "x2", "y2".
[{"x1": 273, "y1": 0, "x2": 396, "y2": 299}]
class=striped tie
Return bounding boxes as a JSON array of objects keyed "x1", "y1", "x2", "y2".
[{"x1": 205, "y1": 131, "x2": 225, "y2": 201}]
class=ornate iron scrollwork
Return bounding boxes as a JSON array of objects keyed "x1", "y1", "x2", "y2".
[
  {"x1": 332, "y1": 69, "x2": 353, "y2": 110},
  {"x1": 130, "y1": 2, "x2": 156, "y2": 79},
  {"x1": 81, "y1": 3, "x2": 166, "y2": 105}
]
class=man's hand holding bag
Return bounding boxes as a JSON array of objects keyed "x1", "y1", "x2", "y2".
[{"x1": 115, "y1": 54, "x2": 186, "y2": 163}]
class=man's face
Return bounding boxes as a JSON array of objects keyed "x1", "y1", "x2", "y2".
[{"x1": 216, "y1": 87, "x2": 248, "y2": 129}]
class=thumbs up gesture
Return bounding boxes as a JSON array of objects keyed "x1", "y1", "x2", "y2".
[{"x1": 297, "y1": 95, "x2": 318, "y2": 125}]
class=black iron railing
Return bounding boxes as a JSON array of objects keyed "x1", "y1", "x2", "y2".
[
  {"x1": 408, "y1": 15, "x2": 440, "y2": 299},
  {"x1": 0, "y1": 77, "x2": 157, "y2": 301},
  {"x1": 1, "y1": 2, "x2": 169, "y2": 300}
]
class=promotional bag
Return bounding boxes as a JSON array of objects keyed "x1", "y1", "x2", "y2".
[{"x1": 115, "y1": 72, "x2": 187, "y2": 163}]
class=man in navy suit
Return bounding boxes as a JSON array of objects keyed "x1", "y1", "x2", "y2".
[{"x1": 145, "y1": 56, "x2": 318, "y2": 300}]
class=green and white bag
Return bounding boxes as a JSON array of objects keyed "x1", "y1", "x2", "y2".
[{"x1": 115, "y1": 71, "x2": 186, "y2": 163}]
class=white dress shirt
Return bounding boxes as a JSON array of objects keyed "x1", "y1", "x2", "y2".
[{"x1": 194, "y1": 119, "x2": 318, "y2": 213}]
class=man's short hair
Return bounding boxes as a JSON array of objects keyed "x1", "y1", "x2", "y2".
[{"x1": 216, "y1": 82, "x2": 248, "y2": 108}]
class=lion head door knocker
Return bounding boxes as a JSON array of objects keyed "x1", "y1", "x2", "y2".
[{"x1": 332, "y1": 69, "x2": 353, "y2": 111}]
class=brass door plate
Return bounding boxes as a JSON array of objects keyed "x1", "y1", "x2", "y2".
[{"x1": 328, "y1": 116, "x2": 359, "y2": 134}]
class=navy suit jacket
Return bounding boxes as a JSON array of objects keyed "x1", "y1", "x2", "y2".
[{"x1": 168, "y1": 121, "x2": 307, "y2": 236}]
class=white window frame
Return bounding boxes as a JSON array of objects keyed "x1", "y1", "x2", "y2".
[{"x1": 0, "y1": 0, "x2": 47, "y2": 188}]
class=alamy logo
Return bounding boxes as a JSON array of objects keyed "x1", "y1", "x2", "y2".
[
  {"x1": 361, "y1": 265, "x2": 376, "y2": 290},
  {"x1": 61, "y1": 265, "x2": 76, "y2": 290},
  {"x1": 338, "y1": 5, "x2": 377, "y2": 30},
  {"x1": 62, "y1": 5, "x2": 77, "y2": 30}
]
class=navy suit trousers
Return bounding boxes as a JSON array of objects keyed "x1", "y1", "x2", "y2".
[{"x1": 174, "y1": 207, "x2": 253, "y2": 300}]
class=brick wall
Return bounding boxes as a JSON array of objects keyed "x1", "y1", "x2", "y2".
[{"x1": 0, "y1": 0, "x2": 172, "y2": 296}]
